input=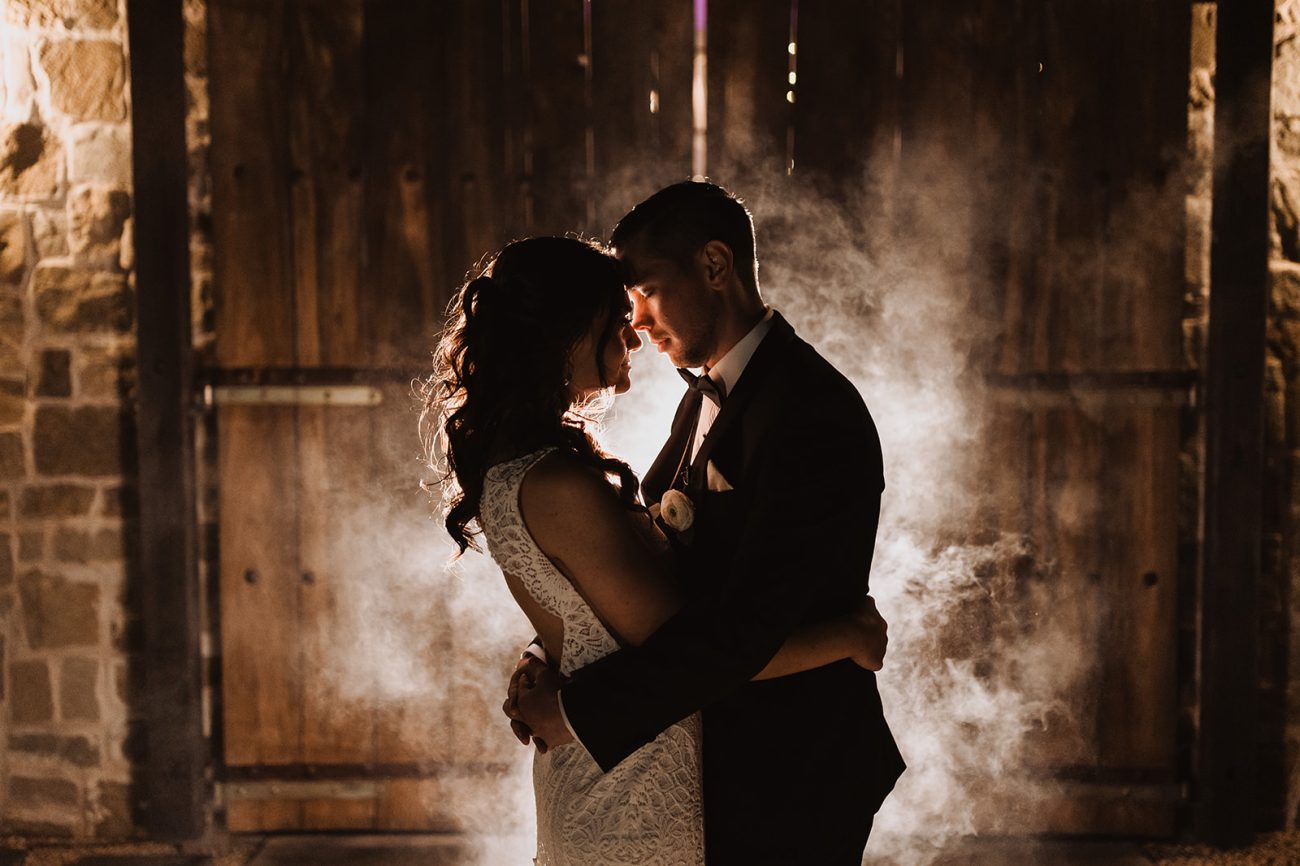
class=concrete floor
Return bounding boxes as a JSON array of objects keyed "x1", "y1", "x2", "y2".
[{"x1": 2, "y1": 831, "x2": 1299, "y2": 865}]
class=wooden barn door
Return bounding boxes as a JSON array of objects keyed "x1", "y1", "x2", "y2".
[
  {"x1": 980, "y1": 1, "x2": 1190, "y2": 835},
  {"x1": 699, "y1": 0, "x2": 1191, "y2": 836},
  {"x1": 206, "y1": 0, "x2": 692, "y2": 832}
]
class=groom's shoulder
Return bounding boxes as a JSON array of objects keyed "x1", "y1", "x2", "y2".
[{"x1": 782, "y1": 333, "x2": 872, "y2": 422}]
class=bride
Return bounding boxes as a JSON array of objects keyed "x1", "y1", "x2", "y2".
[{"x1": 427, "y1": 236, "x2": 886, "y2": 865}]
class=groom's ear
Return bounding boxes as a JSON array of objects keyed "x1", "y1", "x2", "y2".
[{"x1": 699, "y1": 240, "x2": 734, "y2": 289}]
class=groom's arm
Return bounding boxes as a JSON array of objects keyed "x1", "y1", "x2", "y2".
[{"x1": 559, "y1": 395, "x2": 883, "y2": 772}]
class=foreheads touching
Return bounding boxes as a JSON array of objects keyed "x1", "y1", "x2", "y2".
[{"x1": 610, "y1": 181, "x2": 759, "y2": 294}]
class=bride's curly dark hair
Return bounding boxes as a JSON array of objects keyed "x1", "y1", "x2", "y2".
[{"x1": 424, "y1": 236, "x2": 643, "y2": 555}]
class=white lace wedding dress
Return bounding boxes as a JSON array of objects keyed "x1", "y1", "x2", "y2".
[{"x1": 480, "y1": 449, "x2": 706, "y2": 866}]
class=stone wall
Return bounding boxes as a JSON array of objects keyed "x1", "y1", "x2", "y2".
[{"x1": 0, "y1": 0, "x2": 137, "y2": 838}]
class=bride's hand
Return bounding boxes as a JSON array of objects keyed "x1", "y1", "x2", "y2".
[
  {"x1": 843, "y1": 595, "x2": 888, "y2": 671},
  {"x1": 505, "y1": 655, "x2": 548, "y2": 746}
]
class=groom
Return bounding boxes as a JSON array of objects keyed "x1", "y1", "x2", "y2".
[{"x1": 511, "y1": 181, "x2": 905, "y2": 863}]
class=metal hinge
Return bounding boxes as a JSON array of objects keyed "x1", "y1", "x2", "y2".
[
  {"x1": 203, "y1": 384, "x2": 384, "y2": 407},
  {"x1": 220, "y1": 779, "x2": 385, "y2": 801}
]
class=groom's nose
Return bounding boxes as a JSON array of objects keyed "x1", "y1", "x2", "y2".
[{"x1": 630, "y1": 294, "x2": 653, "y2": 331}]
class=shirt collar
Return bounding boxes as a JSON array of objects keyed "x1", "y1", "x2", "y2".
[{"x1": 703, "y1": 307, "x2": 775, "y2": 397}]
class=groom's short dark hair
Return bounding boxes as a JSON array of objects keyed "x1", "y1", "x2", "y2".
[{"x1": 611, "y1": 181, "x2": 758, "y2": 290}]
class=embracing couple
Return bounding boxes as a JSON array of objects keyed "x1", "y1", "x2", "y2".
[{"x1": 430, "y1": 182, "x2": 905, "y2": 865}]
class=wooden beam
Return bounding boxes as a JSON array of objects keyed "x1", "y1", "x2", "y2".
[
  {"x1": 126, "y1": 0, "x2": 208, "y2": 839},
  {"x1": 1198, "y1": 0, "x2": 1274, "y2": 847}
]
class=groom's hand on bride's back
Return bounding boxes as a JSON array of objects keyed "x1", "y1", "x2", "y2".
[{"x1": 847, "y1": 595, "x2": 888, "y2": 671}]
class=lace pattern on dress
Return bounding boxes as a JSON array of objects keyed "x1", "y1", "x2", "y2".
[{"x1": 480, "y1": 449, "x2": 705, "y2": 866}]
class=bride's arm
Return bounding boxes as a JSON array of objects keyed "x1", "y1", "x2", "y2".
[{"x1": 520, "y1": 454, "x2": 682, "y2": 648}]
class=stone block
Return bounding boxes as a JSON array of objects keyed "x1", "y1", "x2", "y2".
[
  {"x1": 7, "y1": 0, "x2": 118, "y2": 28},
  {"x1": 34, "y1": 405, "x2": 125, "y2": 476},
  {"x1": 18, "y1": 483, "x2": 95, "y2": 518},
  {"x1": 18, "y1": 569, "x2": 99, "y2": 649},
  {"x1": 10, "y1": 775, "x2": 79, "y2": 809},
  {"x1": 38, "y1": 39, "x2": 126, "y2": 122},
  {"x1": 54, "y1": 526, "x2": 120, "y2": 563},
  {"x1": 1278, "y1": 26, "x2": 1300, "y2": 117},
  {"x1": 2, "y1": 27, "x2": 37, "y2": 118},
  {"x1": 101, "y1": 484, "x2": 135, "y2": 518},
  {"x1": 93, "y1": 780, "x2": 133, "y2": 839},
  {"x1": 60, "y1": 656, "x2": 99, "y2": 721},
  {"x1": 0, "y1": 490, "x2": 9, "y2": 519},
  {"x1": 0, "y1": 294, "x2": 20, "y2": 372},
  {"x1": 36, "y1": 349, "x2": 71, "y2": 397},
  {"x1": 78, "y1": 345, "x2": 132, "y2": 400},
  {"x1": 0, "y1": 121, "x2": 61, "y2": 199},
  {"x1": 118, "y1": 214, "x2": 132, "y2": 271},
  {"x1": 0, "y1": 431, "x2": 22, "y2": 479},
  {"x1": 68, "y1": 185, "x2": 131, "y2": 267},
  {"x1": 31, "y1": 207, "x2": 68, "y2": 258},
  {"x1": 18, "y1": 529, "x2": 42, "y2": 560},
  {"x1": 9, "y1": 733, "x2": 99, "y2": 767},
  {"x1": 34, "y1": 266, "x2": 131, "y2": 333},
  {"x1": 68, "y1": 0, "x2": 120, "y2": 29},
  {"x1": 10, "y1": 658, "x2": 52, "y2": 723},
  {"x1": 184, "y1": 0, "x2": 207, "y2": 76},
  {"x1": 1, "y1": 817, "x2": 73, "y2": 837},
  {"x1": 0, "y1": 212, "x2": 25, "y2": 285},
  {"x1": 69, "y1": 123, "x2": 130, "y2": 186},
  {"x1": 0, "y1": 635, "x2": 5, "y2": 700},
  {"x1": 0, "y1": 378, "x2": 23, "y2": 425},
  {"x1": 0, "y1": 532, "x2": 11, "y2": 586}
]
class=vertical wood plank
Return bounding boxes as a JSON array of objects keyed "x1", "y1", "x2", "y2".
[
  {"x1": 209, "y1": 0, "x2": 304, "y2": 832},
  {"x1": 127, "y1": 0, "x2": 207, "y2": 838},
  {"x1": 444, "y1": 0, "x2": 511, "y2": 293},
  {"x1": 590, "y1": 0, "x2": 695, "y2": 233},
  {"x1": 282, "y1": 2, "x2": 377, "y2": 830},
  {"x1": 217, "y1": 407, "x2": 303, "y2": 831},
  {"x1": 363, "y1": 0, "x2": 448, "y2": 367},
  {"x1": 526, "y1": 0, "x2": 591, "y2": 234},
  {"x1": 210, "y1": 0, "x2": 296, "y2": 369},
  {"x1": 793, "y1": 0, "x2": 899, "y2": 198},
  {"x1": 1198, "y1": 0, "x2": 1274, "y2": 846},
  {"x1": 371, "y1": 382, "x2": 455, "y2": 828},
  {"x1": 706, "y1": 0, "x2": 791, "y2": 186}
]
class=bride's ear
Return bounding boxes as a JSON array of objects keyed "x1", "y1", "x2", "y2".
[{"x1": 699, "y1": 240, "x2": 734, "y2": 289}]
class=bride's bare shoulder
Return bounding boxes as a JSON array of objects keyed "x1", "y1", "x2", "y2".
[
  {"x1": 520, "y1": 450, "x2": 613, "y2": 508},
  {"x1": 518, "y1": 450, "x2": 628, "y2": 551}
]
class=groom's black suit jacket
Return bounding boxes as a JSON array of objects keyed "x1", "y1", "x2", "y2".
[{"x1": 562, "y1": 312, "x2": 905, "y2": 863}]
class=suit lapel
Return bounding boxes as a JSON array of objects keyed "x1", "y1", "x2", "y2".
[
  {"x1": 689, "y1": 312, "x2": 797, "y2": 499},
  {"x1": 643, "y1": 387, "x2": 702, "y2": 504}
]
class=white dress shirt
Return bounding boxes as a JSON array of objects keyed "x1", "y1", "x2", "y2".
[{"x1": 691, "y1": 307, "x2": 775, "y2": 461}]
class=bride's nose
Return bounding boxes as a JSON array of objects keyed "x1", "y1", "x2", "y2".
[{"x1": 625, "y1": 324, "x2": 643, "y2": 352}]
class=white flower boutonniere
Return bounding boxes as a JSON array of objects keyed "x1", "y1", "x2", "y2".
[{"x1": 652, "y1": 489, "x2": 695, "y2": 532}]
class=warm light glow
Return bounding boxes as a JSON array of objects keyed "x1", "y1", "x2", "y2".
[
  {"x1": 691, "y1": 0, "x2": 708, "y2": 179},
  {"x1": 788, "y1": 41, "x2": 796, "y2": 54},
  {"x1": 649, "y1": 88, "x2": 659, "y2": 114},
  {"x1": 788, "y1": 71, "x2": 797, "y2": 85},
  {"x1": 786, "y1": 90, "x2": 795, "y2": 104}
]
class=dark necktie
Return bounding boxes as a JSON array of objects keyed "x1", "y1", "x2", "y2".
[{"x1": 677, "y1": 367, "x2": 725, "y2": 407}]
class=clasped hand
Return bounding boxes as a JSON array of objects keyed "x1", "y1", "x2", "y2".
[{"x1": 503, "y1": 656, "x2": 573, "y2": 753}]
